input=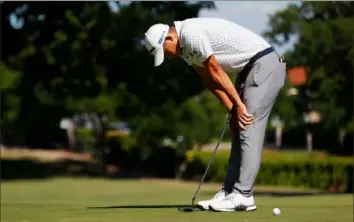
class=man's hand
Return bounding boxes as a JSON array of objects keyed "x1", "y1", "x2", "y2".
[
  {"x1": 230, "y1": 103, "x2": 254, "y2": 134},
  {"x1": 236, "y1": 103, "x2": 254, "y2": 130}
]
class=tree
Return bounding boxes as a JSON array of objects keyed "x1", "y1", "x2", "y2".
[
  {"x1": 1, "y1": 2, "x2": 216, "y2": 152},
  {"x1": 175, "y1": 89, "x2": 227, "y2": 178},
  {"x1": 0, "y1": 61, "x2": 22, "y2": 122},
  {"x1": 177, "y1": 90, "x2": 227, "y2": 150},
  {"x1": 264, "y1": 2, "x2": 354, "y2": 153}
]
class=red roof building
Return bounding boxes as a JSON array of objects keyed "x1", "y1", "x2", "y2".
[{"x1": 287, "y1": 66, "x2": 309, "y2": 86}]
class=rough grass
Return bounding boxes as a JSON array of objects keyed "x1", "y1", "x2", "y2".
[{"x1": 2, "y1": 178, "x2": 353, "y2": 222}]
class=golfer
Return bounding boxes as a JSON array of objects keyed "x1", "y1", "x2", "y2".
[{"x1": 144, "y1": 18, "x2": 286, "y2": 212}]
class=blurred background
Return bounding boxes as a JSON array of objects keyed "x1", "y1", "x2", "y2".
[{"x1": 0, "y1": 1, "x2": 353, "y2": 195}]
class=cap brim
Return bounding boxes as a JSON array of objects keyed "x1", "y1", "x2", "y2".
[{"x1": 154, "y1": 47, "x2": 165, "y2": 67}]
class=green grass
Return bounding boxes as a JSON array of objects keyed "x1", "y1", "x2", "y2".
[{"x1": 1, "y1": 178, "x2": 353, "y2": 222}]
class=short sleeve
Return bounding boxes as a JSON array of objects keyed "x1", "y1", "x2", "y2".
[{"x1": 180, "y1": 28, "x2": 213, "y2": 65}]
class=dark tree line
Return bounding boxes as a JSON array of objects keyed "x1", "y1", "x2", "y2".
[{"x1": 1, "y1": 2, "x2": 352, "y2": 156}]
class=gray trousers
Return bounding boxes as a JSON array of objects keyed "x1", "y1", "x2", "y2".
[{"x1": 223, "y1": 52, "x2": 286, "y2": 197}]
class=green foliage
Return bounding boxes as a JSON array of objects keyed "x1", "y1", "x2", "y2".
[
  {"x1": 126, "y1": 88, "x2": 228, "y2": 153},
  {"x1": 106, "y1": 135, "x2": 136, "y2": 152},
  {"x1": 0, "y1": 61, "x2": 21, "y2": 91},
  {"x1": 75, "y1": 127, "x2": 95, "y2": 141},
  {"x1": 184, "y1": 150, "x2": 353, "y2": 193},
  {"x1": 264, "y1": 2, "x2": 354, "y2": 133},
  {"x1": 74, "y1": 127, "x2": 96, "y2": 152},
  {"x1": 0, "y1": 61, "x2": 22, "y2": 122},
  {"x1": 1, "y1": 2, "x2": 215, "y2": 150},
  {"x1": 177, "y1": 90, "x2": 227, "y2": 149},
  {"x1": 2, "y1": 1, "x2": 351, "y2": 158}
]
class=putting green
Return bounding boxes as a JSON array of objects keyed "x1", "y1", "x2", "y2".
[{"x1": 2, "y1": 178, "x2": 353, "y2": 222}]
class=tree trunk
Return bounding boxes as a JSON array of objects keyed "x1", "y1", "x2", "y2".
[
  {"x1": 306, "y1": 130, "x2": 313, "y2": 152},
  {"x1": 275, "y1": 125, "x2": 283, "y2": 148}
]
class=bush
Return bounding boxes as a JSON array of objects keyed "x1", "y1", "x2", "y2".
[
  {"x1": 0, "y1": 159, "x2": 100, "y2": 180},
  {"x1": 183, "y1": 150, "x2": 353, "y2": 193}
]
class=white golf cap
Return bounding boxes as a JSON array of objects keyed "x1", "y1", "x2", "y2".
[{"x1": 144, "y1": 23, "x2": 169, "y2": 67}]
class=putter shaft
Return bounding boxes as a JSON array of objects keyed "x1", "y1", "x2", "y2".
[{"x1": 191, "y1": 113, "x2": 232, "y2": 208}]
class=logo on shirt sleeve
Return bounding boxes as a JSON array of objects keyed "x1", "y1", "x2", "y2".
[
  {"x1": 180, "y1": 47, "x2": 193, "y2": 65},
  {"x1": 191, "y1": 48, "x2": 202, "y2": 57}
]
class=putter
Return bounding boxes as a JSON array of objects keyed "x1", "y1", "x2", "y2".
[{"x1": 179, "y1": 113, "x2": 232, "y2": 212}]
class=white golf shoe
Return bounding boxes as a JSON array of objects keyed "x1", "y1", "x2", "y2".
[
  {"x1": 197, "y1": 190, "x2": 227, "y2": 210},
  {"x1": 209, "y1": 192, "x2": 257, "y2": 212}
]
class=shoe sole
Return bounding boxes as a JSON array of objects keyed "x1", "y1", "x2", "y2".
[
  {"x1": 209, "y1": 205, "x2": 257, "y2": 212},
  {"x1": 197, "y1": 204, "x2": 209, "y2": 211}
]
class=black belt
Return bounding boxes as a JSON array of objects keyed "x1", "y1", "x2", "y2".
[{"x1": 237, "y1": 46, "x2": 276, "y2": 84}]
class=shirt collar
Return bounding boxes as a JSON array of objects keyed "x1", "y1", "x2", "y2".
[{"x1": 173, "y1": 21, "x2": 184, "y2": 38}]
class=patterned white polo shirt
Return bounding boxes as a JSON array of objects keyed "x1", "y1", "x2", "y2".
[{"x1": 174, "y1": 18, "x2": 271, "y2": 75}]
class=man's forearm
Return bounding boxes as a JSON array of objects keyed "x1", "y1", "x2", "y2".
[
  {"x1": 193, "y1": 62, "x2": 242, "y2": 111},
  {"x1": 203, "y1": 79, "x2": 234, "y2": 112},
  {"x1": 211, "y1": 69, "x2": 243, "y2": 107},
  {"x1": 201, "y1": 56, "x2": 243, "y2": 107}
]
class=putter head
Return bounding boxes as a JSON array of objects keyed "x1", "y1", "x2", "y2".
[{"x1": 178, "y1": 206, "x2": 197, "y2": 212}]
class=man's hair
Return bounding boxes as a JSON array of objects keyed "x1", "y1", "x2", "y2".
[{"x1": 168, "y1": 23, "x2": 176, "y2": 34}]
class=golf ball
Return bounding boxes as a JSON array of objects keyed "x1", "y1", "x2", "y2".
[{"x1": 273, "y1": 208, "x2": 281, "y2": 215}]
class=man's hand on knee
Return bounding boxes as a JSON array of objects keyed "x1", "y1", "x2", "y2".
[{"x1": 230, "y1": 103, "x2": 254, "y2": 132}]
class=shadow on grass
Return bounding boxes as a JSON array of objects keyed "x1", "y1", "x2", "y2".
[
  {"x1": 86, "y1": 190, "x2": 335, "y2": 210},
  {"x1": 87, "y1": 205, "x2": 192, "y2": 210},
  {"x1": 202, "y1": 190, "x2": 330, "y2": 197}
]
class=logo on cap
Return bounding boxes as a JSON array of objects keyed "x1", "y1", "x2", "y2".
[{"x1": 158, "y1": 30, "x2": 166, "y2": 44}]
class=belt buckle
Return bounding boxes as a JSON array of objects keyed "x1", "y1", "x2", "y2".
[{"x1": 279, "y1": 56, "x2": 285, "y2": 63}]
